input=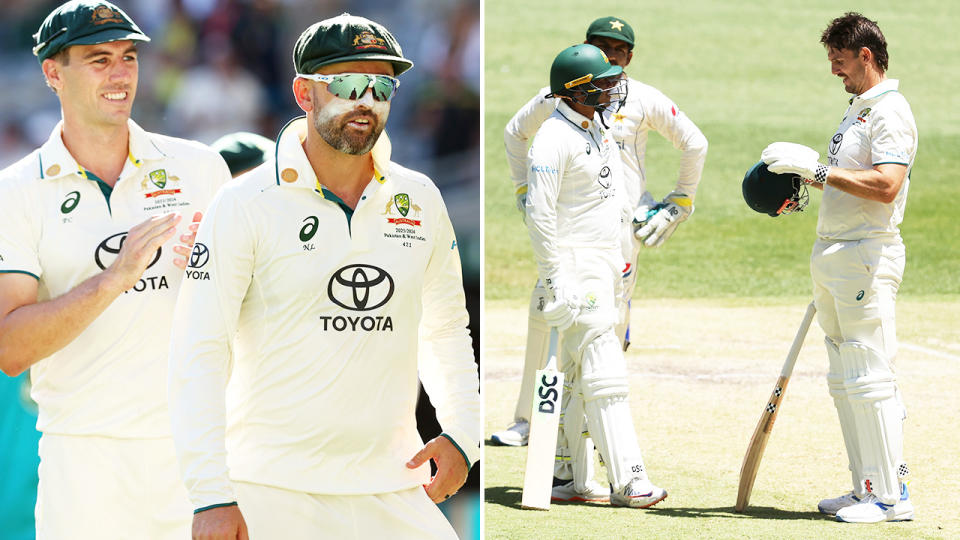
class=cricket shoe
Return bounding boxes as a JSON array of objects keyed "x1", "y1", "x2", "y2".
[
  {"x1": 835, "y1": 484, "x2": 913, "y2": 523},
  {"x1": 551, "y1": 478, "x2": 609, "y2": 502},
  {"x1": 817, "y1": 491, "x2": 860, "y2": 515},
  {"x1": 490, "y1": 420, "x2": 529, "y2": 446},
  {"x1": 610, "y1": 478, "x2": 667, "y2": 509}
]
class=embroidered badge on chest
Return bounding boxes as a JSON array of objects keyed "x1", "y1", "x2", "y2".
[
  {"x1": 142, "y1": 169, "x2": 190, "y2": 211},
  {"x1": 382, "y1": 192, "x2": 427, "y2": 246}
]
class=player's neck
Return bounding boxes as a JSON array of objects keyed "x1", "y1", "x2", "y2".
[
  {"x1": 565, "y1": 100, "x2": 598, "y2": 124},
  {"x1": 857, "y1": 69, "x2": 886, "y2": 96},
  {"x1": 59, "y1": 117, "x2": 130, "y2": 187},
  {"x1": 302, "y1": 132, "x2": 374, "y2": 209}
]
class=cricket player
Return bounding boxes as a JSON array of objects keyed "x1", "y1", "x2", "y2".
[
  {"x1": 0, "y1": 1, "x2": 230, "y2": 538},
  {"x1": 522, "y1": 42, "x2": 667, "y2": 509},
  {"x1": 760, "y1": 12, "x2": 917, "y2": 523},
  {"x1": 168, "y1": 13, "x2": 480, "y2": 539},
  {"x1": 494, "y1": 14, "x2": 707, "y2": 503}
]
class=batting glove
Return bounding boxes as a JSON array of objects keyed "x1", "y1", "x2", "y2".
[
  {"x1": 635, "y1": 190, "x2": 694, "y2": 248},
  {"x1": 542, "y1": 277, "x2": 580, "y2": 332},
  {"x1": 761, "y1": 142, "x2": 830, "y2": 185}
]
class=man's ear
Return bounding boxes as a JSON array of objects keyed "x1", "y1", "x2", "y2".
[
  {"x1": 42, "y1": 58, "x2": 64, "y2": 94},
  {"x1": 292, "y1": 77, "x2": 315, "y2": 113}
]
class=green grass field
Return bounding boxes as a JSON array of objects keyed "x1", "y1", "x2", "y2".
[{"x1": 484, "y1": 0, "x2": 960, "y2": 537}]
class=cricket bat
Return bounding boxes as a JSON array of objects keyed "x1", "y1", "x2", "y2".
[
  {"x1": 520, "y1": 327, "x2": 563, "y2": 510},
  {"x1": 735, "y1": 302, "x2": 816, "y2": 512}
]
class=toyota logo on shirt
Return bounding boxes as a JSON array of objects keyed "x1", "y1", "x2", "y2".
[
  {"x1": 94, "y1": 232, "x2": 162, "y2": 270},
  {"x1": 188, "y1": 243, "x2": 209, "y2": 269},
  {"x1": 829, "y1": 133, "x2": 843, "y2": 155},
  {"x1": 328, "y1": 264, "x2": 395, "y2": 311},
  {"x1": 598, "y1": 165, "x2": 612, "y2": 189}
]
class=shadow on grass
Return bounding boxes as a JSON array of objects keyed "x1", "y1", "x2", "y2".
[
  {"x1": 485, "y1": 486, "x2": 827, "y2": 522},
  {"x1": 645, "y1": 505, "x2": 825, "y2": 521},
  {"x1": 485, "y1": 486, "x2": 609, "y2": 511}
]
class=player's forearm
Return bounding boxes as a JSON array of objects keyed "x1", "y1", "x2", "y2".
[
  {"x1": 419, "y1": 329, "x2": 480, "y2": 468},
  {"x1": 674, "y1": 131, "x2": 708, "y2": 199},
  {"x1": 0, "y1": 270, "x2": 126, "y2": 376},
  {"x1": 525, "y1": 219, "x2": 561, "y2": 282},
  {"x1": 825, "y1": 165, "x2": 904, "y2": 203},
  {"x1": 504, "y1": 138, "x2": 530, "y2": 189},
  {"x1": 169, "y1": 342, "x2": 236, "y2": 509}
]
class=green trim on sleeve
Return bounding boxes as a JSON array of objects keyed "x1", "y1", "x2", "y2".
[
  {"x1": 872, "y1": 161, "x2": 909, "y2": 167},
  {"x1": 0, "y1": 270, "x2": 40, "y2": 281},
  {"x1": 194, "y1": 501, "x2": 238, "y2": 515},
  {"x1": 440, "y1": 433, "x2": 473, "y2": 471}
]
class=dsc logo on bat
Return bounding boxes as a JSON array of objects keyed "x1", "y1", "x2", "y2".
[{"x1": 536, "y1": 373, "x2": 561, "y2": 414}]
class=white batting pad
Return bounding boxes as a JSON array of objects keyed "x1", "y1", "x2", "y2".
[
  {"x1": 579, "y1": 331, "x2": 646, "y2": 491},
  {"x1": 552, "y1": 375, "x2": 595, "y2": 491},
  {"x1": 837, "y1": 341, "x2": 907, "y2": 504},
  {"x1": 826, "y1": 336, "x2": 865, "y2": 495}
]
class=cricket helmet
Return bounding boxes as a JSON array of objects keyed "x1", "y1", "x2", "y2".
[
  {"x1": 742, "y1": 161, "x2": 809, "y2": 217},
  {"x1": 547, "y1": 44, "x2": 624, "y2": 108}
]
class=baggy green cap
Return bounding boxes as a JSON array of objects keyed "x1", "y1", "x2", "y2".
[
  {"x1": 211, "y1": 132, "x2": 274, "y2": 177},
  {"x1": 33, "y1": 1, "x2": 149, "y2": 63},
  {"x1": 585, "y1": 16, "x2": 635, "y2": 48},
  {"x1": 293, "y1": 13, "x2": 413, "y2": 76}
]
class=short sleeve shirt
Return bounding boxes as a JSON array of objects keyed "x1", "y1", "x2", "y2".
[{"x1": 819, "y1": 79, "x2": 918, "y2": 240}]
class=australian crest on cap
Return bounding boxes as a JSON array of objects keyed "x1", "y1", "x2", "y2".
[
  {"x1": 353, "y1": 31, "x2": 387, "y2": 50},
  {"x1": 91, "y1": 4, "x2": 124, "y2": 25}
]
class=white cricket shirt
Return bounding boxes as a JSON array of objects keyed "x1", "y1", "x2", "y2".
[
  {"x1": 525, "y1": 101, "x2": 625, "y2": 283},
  {"x1": 505, "y1": 78, "x2": 707, "y2": 209},
  {"x1": 820, "y1": 79, "x2": 918, "y2": 240},
  {"x1": 0, "y1": 120, "x2": 229, "y2": 437},
  {"x1": 168, "y1": 118, "x2": 480, "y2": 510}
]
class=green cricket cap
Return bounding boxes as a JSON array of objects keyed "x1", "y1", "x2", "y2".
[
  {"x1": 293, "y1": 13, "x2": 413, "y2": 76},
  {"x1": 33, "y1": 1, "x2": 149, "y2": 63},
  {"x1": 211, "y1": 132, "x2": 274, "y2": 176},
  {"x1": 586, "y1": 16, "x2": 635, "y2": 49}
]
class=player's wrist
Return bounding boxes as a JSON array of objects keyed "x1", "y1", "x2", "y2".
[
  {"x1": 94, "y1": 267, "x2": 133, "y2": 298},
  {"x1": 810, "y1": 163, "x2": 830, "y2": 185},
  {"x1": 193, "y1": 501, "x2": 239, "y2": 514}
]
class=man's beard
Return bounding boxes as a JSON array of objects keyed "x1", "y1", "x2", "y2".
[{"x1": 313, "y1": 95, "x2": 390, "y2": 155}]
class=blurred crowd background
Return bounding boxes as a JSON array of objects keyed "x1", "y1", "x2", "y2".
[{"x1": 0, "y1": 0, "x2": 480, "y2": 538}]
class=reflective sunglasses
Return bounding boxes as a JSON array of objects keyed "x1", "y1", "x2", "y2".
[{"x1": 297, "y1": 73, "x2": 400, "y2": 102}]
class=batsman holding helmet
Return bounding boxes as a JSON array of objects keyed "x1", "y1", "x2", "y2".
[
  {"x1": 760, "y1": 12, "x2": 917, "y2": 523},
  {"x1": 522, "y1": 43, "x2": 667, "y2": 509}
]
